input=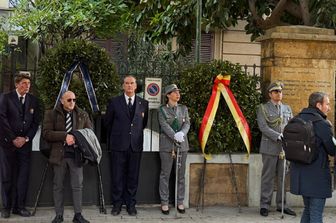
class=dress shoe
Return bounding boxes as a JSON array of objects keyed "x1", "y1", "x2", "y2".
[
  {"x1": 111, "y1": 205, "x2": 121, "y2": 216},
  {"x1": 73, "y1": 213, "x2": 90, "y2": 223},
  {"x1": 1, "y1": 209, "x2": 10, "y2": 218},
  {"x1": 161, "y1": 205, "x2": 169, "y2": 215},
  {"x1": 12, "y1": 208, "x2": 31, "y2": 217},
  {"x1": 127, "y1": 206, "x2": 137, "y2": 216},
  {"x1": 277, "y1": 207, "x2": 296, "y2": 216},
  {"x1": 177, "y1": 205, "x2": 185, "y2": 214},
  {"x1": 52, "y1": 214, "x2": 64, "y2": 223},
  {"x1": 260, "y1": 208, "x2": 268, "y2": 217}
]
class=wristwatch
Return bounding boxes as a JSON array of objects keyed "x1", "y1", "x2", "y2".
[{"x1": 25, "y1": 137, "x2": 29, "y2": 142}]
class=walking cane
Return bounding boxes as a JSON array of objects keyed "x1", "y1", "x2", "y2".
[
  {"x1": 280, "y1": 149, "x2": 286, "y2": 219},
  {"x1": 97, "y1": 164, "x2": 106, "y2": 214},
  {"x1": 174, "y1": 141, "x2": 182, "y2": 218},
  {"x1": 32, "y1": 161, "x2": 49, "y2": 216}
]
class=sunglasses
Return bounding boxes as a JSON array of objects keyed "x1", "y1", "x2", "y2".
[{"x1": 66, "y1": 98, "x2": 76, "y2": 102}]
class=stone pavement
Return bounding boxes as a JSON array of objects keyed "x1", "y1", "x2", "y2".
[{"x1": 0, "y1": 205, "x2": 335, "y2": 223}]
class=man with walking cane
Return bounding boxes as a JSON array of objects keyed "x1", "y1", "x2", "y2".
[{"x1": 256, "y1": 81, "x2": 296, "y2": 217}]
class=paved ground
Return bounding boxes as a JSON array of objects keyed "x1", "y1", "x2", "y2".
[{"x1": 1, "y1": 205, "x2": 336, "y2": 223}]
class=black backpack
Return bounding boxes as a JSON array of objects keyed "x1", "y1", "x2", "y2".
[{"x1": 282, "y1": 114, "x2": 321, "y2": 164}]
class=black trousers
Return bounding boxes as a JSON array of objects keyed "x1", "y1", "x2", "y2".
[
  {"x1": 0, "y1": 143, "x2": 31, "y2": 210},
  {"x1": 110, "y1": 149, "x2": 142, "y2": 208}
]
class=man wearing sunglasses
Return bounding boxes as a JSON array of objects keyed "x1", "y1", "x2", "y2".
[
  {"x1": 257, "y1": 81, "x2": 296, "y2": 217},
  {"x1": 42, "y1": 91, "x2": 92, "y2": 223}
]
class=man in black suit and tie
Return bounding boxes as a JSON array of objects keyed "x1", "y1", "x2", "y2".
[
  {"x1": 105, "y1": 75, "x2": 149, "y2": 216},
  {"x1": 0, "y1": 73, "x2": 40, "y2": 218}
]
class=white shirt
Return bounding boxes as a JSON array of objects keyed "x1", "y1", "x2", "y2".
[
  {"x1": 124, "y1": 94, "x2": 135, "y2": 106},
  {"x1": 16, "y1": 90, "x2": 26, "y2": 104}
]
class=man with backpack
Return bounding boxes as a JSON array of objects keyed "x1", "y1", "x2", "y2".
[
  {"x1": 289, "y1": 92, "x2": 336, "y2": 223},
  {"x1": 257, "y1": 81, "x2": 296, "y2": 217}
]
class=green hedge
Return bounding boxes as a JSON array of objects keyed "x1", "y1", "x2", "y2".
[
  {"x1": 36, "y1": 39, "x2": 120, "y2": 113},
  {"x1": 178, "y1": 60, "x2": 261, "y2": 154}
]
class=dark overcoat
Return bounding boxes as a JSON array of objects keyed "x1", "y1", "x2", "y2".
[
  {"x1": 290, "y1": 107, "x2": 336, "y2": 198},
  {"x1": 42, "y1": 104, "x2": 92, "y2": 165}
]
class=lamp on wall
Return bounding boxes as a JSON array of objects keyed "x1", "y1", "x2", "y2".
[{"x1": 8, "y1": 35, "x2": 18, "y2": 90}]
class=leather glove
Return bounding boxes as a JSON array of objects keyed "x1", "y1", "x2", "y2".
[{"x1": 174, "y1": 131, "x2": 185, "y2": 143}]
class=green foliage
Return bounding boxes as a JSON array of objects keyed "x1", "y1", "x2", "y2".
[
  {"x1": 0, "y1": 16, "x2": 8, "y2": 54},
  {"x1": 132, "y1": 0, "x2": 247, "y2": 56},
  {"x1": 9, "y1": 0, "x2": 128, "y2": 45},
  {"x1": 178, "y1": 60, "x2": 261, "y2": 153},
  {"x1": 132, "y1": 1, "x2": 336, "y2": 52},
  {"x1": 312, "y1": 0, "x2": 336, "y2": 28},
  {"x1": 36, "y1": 39, "x2": 120, "y2": 113},
  {"x1": 127, "y1": 33, "x2": 188, "y2": 79},
  {"x1": 0, "y1": 31, "x2": 7, "y2": 54}
]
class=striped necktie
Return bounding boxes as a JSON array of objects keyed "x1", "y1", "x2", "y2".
[{"x1": 65, "y1": 113, "x2": 72, "y2": 133}]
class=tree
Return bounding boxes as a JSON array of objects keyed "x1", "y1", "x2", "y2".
[
  {"x1": 132, "y1": 0, "x2": 336, "y2": 55},
  {"x1": 246, "y1": 0, "x2": 336, "y2": 40},
  {"x1": 8, "y1": 0, "x2": 129, "y2": 53},
  {"x1": 36, "y1": 39, "x2": 120, "y2": 112},
  {"x1": 132, "y1": 0, "x2": 248, "y2": 56}
]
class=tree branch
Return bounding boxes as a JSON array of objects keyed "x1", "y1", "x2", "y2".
[
  {"x1": 299, "y1": 0, "x2": 312, "y2": 25},
  {"x1": 249, "y1": 0, "x2": 288, "y2": 29},
  {"x1": 284, "y1": 1, "x2": 302, "y2": 20}
]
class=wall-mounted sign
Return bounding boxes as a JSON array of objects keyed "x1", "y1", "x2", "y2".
[{"x1": 145, "y1": 78, "x2": 162, "y2": 109}]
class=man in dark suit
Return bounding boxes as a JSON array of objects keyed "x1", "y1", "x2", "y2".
[
  {"x1": 0, "y1": 73, "x2": 40, "y2": 218},
  {"x1": 105, "y1": 75, "x2": 149, "y2": 216}
]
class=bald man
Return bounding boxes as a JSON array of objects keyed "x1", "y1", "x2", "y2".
[{"x1": 42, "y1": 91, "x2": 92, "y2": 223}]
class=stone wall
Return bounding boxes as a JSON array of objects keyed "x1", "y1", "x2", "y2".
[{"x1": 189, "y1": 163, "x2": 248, "y2": 207}]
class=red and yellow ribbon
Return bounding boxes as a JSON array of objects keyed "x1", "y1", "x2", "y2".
[{"x1": 198, "y1": 74, "x2": 251, "y2": 160}]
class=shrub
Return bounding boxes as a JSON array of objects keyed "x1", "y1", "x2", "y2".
[
  {"x1": 36, "y1": 39, "x2": 120, "y2": 113},
  {"x1": 178, "y1": 60, "x2": 261, "y2": 154}
]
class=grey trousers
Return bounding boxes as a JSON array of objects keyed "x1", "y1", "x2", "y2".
[
  {"x1": 260, "y1": 154, "x2": 286, "y2": 209},
  {"x1": 159, "y1": 151, "x2": 187, "y2": 206},
  {"x1": 53, "y1": 158, "x2": 83, "y2": 215}
]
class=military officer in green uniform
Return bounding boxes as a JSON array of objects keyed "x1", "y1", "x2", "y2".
[
  {"x1": 257, "y1": 81, "x2": 296, "y2": 217},
  {"x1": 158, "y1": 84, "x2": 190, "y2": 215}
]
